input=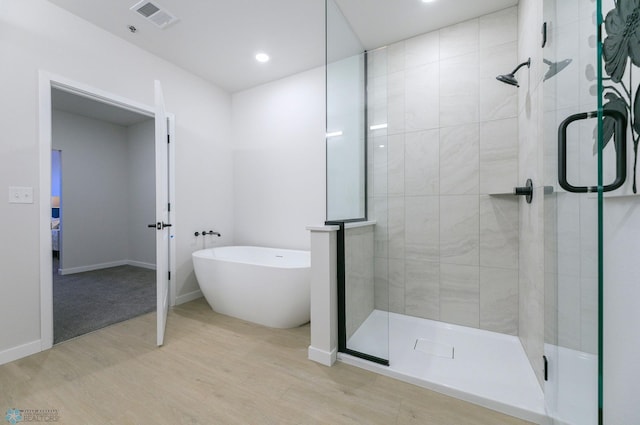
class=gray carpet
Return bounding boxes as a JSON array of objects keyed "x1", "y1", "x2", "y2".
[{"x1": 53, "y1": 260, "x2": 156, "y2": 344}]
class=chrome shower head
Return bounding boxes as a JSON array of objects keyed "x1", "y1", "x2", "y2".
[
  {"x1": 543, "y1": 58, "x2": 572, "y2": 81},
  {"x1": 496, "y1": 58, "x2": 531, "y2": 87}
]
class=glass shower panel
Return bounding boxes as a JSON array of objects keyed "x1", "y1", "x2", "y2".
[
  {"x1": 543, "y1": 0, "x2": 635, "y2": 423},
  {"x1": 342, "y1": 45, "x2": 391, "y2": 363},
  {"x1": 344, "y1": 223, "x2": 388, "y2": 362},
  {"x1": 326, "y1": 0, "x2": 366, "y2": 222},
  {"x1": 326, "y1": 0, "x2": 389, "y2": 364}
]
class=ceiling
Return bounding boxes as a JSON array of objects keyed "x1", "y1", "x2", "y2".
[
  {"x1": 48, "y1": 0, "x2": 518, "y2": 94},
  {"x1": 336, "y1": 0, "x2": 519, "y2": 50},
  {"x1": 52, "y1": 88, "x2": 152, "y2": 126}
]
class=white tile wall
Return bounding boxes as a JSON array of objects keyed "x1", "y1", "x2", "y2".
[
  {"x1": 439, "y1": 52, "x2": 479, "y2": 127},
  {"x1": 440, "y1": 263, "x2": 480, "y2": 327},
  {"x1": 479, "y1": 43, "x2": 518, "y2": 121},
  {"x1": 439, "y1": 124, "x2": 479, "y2": 195},
  {"x1": 440, "y1": 196, "x2": 480, "y2": 266},
  {"x1": 405, "y1": 64, "x2": 440, "y2": 131},
  {"x1": 369, "y1": 7, "x2": 520, "y2": 336},
  {"x1": 405, "y1": 129, "x2": 440, "y2": 195},
  {"x1": 404, "y1": 196, "x2": 439, "y2": 261},
  {"x1": 388, "y1": 196, "x2": 406, "y2": 259},
  {"x1": 387, "y1": 134, "x2": 405, "y2": 195},
  {"x1": 480, "y1": 267, "x2": 519, "y2": 334},
  {"x1": 405, "y1": 31, "x2": 439, "y2": 69},
  {"x1": 479, "y1": 7, "x2": 518, "y2": 49},
  {"x1": 480, "y1": 118, "x2": 519, "y2": 194},
  {"x1": 405, "y1": 259, "x2": 440, "y2": 320},
  {"x1": 387, "y1": 71, "x2": 406, "y2": 135},
  {"x1": 479, "y1": 195, "x2": 519, "y2": 269},
  {"x1": 440, "y1": 19, "x2": 479, "y2": 60},
  {"x1": 345, "y1": 226, "x2": 375, "y2": 339}
]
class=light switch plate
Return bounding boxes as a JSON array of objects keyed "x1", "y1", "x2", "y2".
[{"x1": 9, "y1": 186, "x2": 34, "y2": 204}]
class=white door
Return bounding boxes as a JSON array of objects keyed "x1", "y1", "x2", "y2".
[{"x1": 154, "y1": 80, "x2": 170, "y2": 346}]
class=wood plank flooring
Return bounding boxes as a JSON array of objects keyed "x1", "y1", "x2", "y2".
[{"x1": 0, "y1": 299, "x2": 535, "y2": 424}]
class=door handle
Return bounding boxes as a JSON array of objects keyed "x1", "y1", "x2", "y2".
[
  {"x1": 558, "y1": 109, "x2": 627, "y2": 193},
  {"x1": 147, "y1": 222, "x2": 172, "y2": 230}
]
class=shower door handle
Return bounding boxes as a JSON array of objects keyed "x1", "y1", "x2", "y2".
[{"x1": 558, "y1": 109, "x2": 627, "y2": 193}]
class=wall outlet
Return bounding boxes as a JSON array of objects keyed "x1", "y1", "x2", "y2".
[{"x1": 9, "y1": 186, "x2": 34, "y2": 204}]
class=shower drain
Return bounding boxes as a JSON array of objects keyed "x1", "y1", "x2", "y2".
[{"x1": 414, "y1": 338, "x2": 455, "y2": 359}]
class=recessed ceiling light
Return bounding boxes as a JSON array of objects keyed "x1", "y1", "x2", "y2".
[
  {"x1": 422, "y1": 0, "x2": 437, "y2": 3},
  {"x1": 255, "y1": 53, "x2": 270, "y2": 63}
]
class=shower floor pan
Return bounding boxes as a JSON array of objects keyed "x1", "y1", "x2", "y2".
[{"x1": 340, "y1": 310, "x2": 547, "y2": 424}]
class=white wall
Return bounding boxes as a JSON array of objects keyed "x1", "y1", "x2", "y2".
[
  {"x1": 231, "y1": 67, "x2": 325, "y2": 250},
  {"x1": 0, "y1": 0, "x2": 233, "y2": 359},
  {"x1": 53, "y1": 112, "x2": 156, "y2": 271},
  {"x1": 52, "y1": 110, "x2": 129, "y2": 271},
  {"x1": 127, "y1": 120, "x2": 156, "y2": 267}
]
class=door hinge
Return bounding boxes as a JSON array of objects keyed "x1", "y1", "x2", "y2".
[
  {"x1": 543, "y1": 355, "x2": 548, "y2": 381},
  {"x1": 168, "y1": 271, "x2": 171, "y2": 280},
  {"x1": 167, "y1": 134, "x2": 170, "y2": 144},
  {"x1": 168, "y1": 202, "x2": 171, "y2": 212}
]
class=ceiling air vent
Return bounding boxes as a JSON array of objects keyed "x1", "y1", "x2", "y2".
[{"x1": 130, "y1": 1, "x2": 178, "y2": 29}]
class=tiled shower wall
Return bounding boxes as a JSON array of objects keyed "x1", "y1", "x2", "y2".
[
  {"x1": 345, "y1": 225, "x2": 375, "y2": 339},
  {"x1": 368, "y1": 7, "x2": 521, "y2": 335},
  {"x1": 518, "y1": 0, "x2": 545, "y2": 386}
]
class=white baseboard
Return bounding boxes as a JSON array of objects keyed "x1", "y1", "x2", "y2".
[
  {"x1": 127, "y1": 260, "x2": 156, "y2": 270},
  {"x1": 59, "y1": 260, "x2": 127, "y2": 275},
  {"x1": 308, "y1": 345, "x2": 337, "y2": 366},
  {"x1": 176, "y1": 289, "x2": 203, "y2": 305},
  {"x1": 59, "y1": 259, "x2": 157, "y2": 275},
  {"x1": 0, "y1": 340, "x2": 42, "y2": 366}
]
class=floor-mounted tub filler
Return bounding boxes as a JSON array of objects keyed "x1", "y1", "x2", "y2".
[{"x1": 192, "y1": 246, "x2": 311, "y2": 328}]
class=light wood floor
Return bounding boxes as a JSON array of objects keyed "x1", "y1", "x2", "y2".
[{"x1": 0, "y1": 299, "x2": 535, "y2": 424}]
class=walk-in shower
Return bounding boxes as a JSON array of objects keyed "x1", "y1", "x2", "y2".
[{"x1": 325, "y1": 0, "x2": 639, "y2": 424}]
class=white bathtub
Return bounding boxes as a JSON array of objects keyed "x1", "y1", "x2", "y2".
[{"x1": 192, "y1": 246, "x2": 311, "y2": 328}]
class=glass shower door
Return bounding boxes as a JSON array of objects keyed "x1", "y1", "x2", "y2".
[
  {"x1": 543, "y1": 0, "x2": 601, "y2": 423},
  {"x1": 544, "y1": 0, "x2": 635, "y2": 423}
]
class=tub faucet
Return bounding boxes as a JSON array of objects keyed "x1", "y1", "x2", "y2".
[{"x1": 194, "y1": 230, "x2": 222, "y2": 237}]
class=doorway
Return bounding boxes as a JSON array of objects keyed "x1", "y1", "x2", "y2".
[
  {"x1": 50, "y1": 88, "x2": 157, "y2": 344},
  {"x1": 38, "y1": 73, "x2": 175, "y2": 350}
]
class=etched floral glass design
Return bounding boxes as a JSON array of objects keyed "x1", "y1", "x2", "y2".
[{"x1": 600, "y1": 0, "x2": 640, "y2": 192}]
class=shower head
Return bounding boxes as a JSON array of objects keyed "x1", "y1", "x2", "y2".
[
  {"x1": 496, "y1": 73, "x2": 519, "y2": 87},
  {"x1": 543, "y1": 58, "x2": 572, "y2": 81},
  {"x1": 496, "y1": 58, "x2": 531, "y2": 87}
]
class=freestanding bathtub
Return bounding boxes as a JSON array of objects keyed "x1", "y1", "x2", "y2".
[{"x1": 192, "y1": 246, "x2": 311, "y2": 328}]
